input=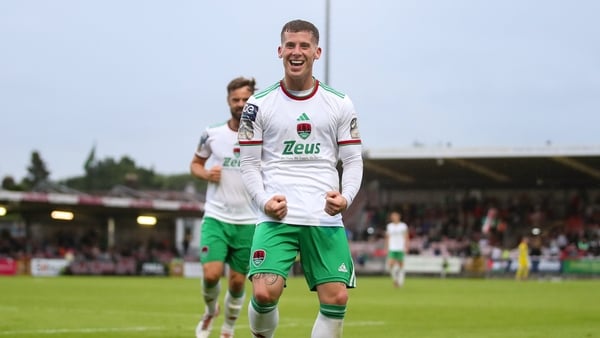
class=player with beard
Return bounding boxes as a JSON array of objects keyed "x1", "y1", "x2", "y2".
[{"x1": 191, "y1": 77, "x2": 258, "y2": 338}]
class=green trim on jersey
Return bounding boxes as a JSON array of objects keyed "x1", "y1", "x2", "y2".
[
  {"x1": 319, "y1": 82, "x2": 346, "y2": 99},
  {"x1": 253, "y1": 81, "x2": 281, "y2": 99}
]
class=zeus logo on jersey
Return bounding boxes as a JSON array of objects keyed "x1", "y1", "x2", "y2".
[
  {"x1": 282, "y1": 140, "x2": 321, "y2": 155},
  {"x1": 223, "y1": 157, "x2": 240, "y2": 167},
  {"x1": 223, "y1": 146, "x2": 241, "y2": 167}
]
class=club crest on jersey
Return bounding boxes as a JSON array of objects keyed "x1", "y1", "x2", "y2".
[
  {"x1": 200, "y1": 246, "x2": 209, "y2": 259},
  {"x1": 233, "y1": 145, "x2": 240, "y2": 158},
  {"x1": 252, "y1": 249, "x2": 266, "y2": 267},
  {"x1": 296, "y1": 113, "x2": 312, "y2": 140}
]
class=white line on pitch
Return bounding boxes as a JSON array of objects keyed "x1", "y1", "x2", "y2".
[{"x1": 0, "y1": 326, "x2": 164, "y2": 335}]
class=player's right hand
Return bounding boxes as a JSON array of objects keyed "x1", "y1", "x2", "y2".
[
  {"x1": 264, "y1": 195, "x2": 287, "y2": 220},
  {"x1": 207, "y1": 165, "x2": 222, "y2": 182}
]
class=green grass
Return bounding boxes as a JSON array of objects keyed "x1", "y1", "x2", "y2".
[{"x1": 0, "y1": 275, "x2": 598, "y2": 337}]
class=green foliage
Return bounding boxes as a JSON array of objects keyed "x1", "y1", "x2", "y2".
[
  {"x1": 21, "y1": 150, "x2": 50, "y2": 189},
  {"x1": 1, "y1": 176, "x2": 23, "y2": 190},
  {"x1": 4, "y1": 148, "x2": 205, "y2": 193},
  {"x1": 61, "y1": 154, "x2": 204, "y2": 192},
  {"x1": 0, "y1": 276, "x2": 598, "y2": 338},
  {"x1": 153, "y1": 173, "x2": 208, "y2": 191}
]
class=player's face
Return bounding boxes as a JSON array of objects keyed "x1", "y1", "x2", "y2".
[
  {"x1": 227, "y1": 86, "x2": 253, "y2": 121},
  {"x1": 278, "y1": 30, "x2": 321, "y2": 89}
]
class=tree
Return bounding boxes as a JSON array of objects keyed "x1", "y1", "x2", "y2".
[
  {"x1": 72, "y1": 154, "x2": 158, "y2": 191},
  {"x1": 84, "y1": 144, "x2": 96, "y2": 172},
  {"x1": 22, "y1": 150, "x2": 50, "y2": 189},
  {"x1": 60, "y1": 148, "x2": 205, "y2": 193},
  {"x1": 2, "y1": 176, "x2": 22, "y2": 190}
]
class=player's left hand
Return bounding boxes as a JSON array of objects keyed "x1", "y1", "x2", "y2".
[{"x1": 324, "y1": 191, "x2": 347, "y2": 216}]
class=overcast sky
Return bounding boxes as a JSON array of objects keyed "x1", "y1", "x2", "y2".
[{"x1": 2, "y1": 0, "x2": 599, "y2": 181}]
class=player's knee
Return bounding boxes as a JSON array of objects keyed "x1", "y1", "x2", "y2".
[
  {"x1": 252, "y1": 289, "x2": 279, "y2": 304},
  {"x1": 322, "y1": 289, "x2": 348, "y2": 306},
  {"x1": 203, "y1": 275, "x2": 220, "y2": 285},
  {"x1": 251, "y1": 281, "x2": 282, "y2": 304},
  {"x1": 317, "y1": 282, "x2": 349, "y2": 305},
  {"x1": 203, "y1": 268, "x2": 222, "y2": 283},
  {"x1": 230, "y1": 278, "x2": 246, "y2": 293},
  {"x1": 333, "y1": 289, "x2": 349, "y2": 305}
]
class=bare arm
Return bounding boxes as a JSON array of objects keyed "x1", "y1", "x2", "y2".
[
  {"x1": 384, "y1": 231, "x2": 390, "y2": 252},
  {"x1": 190, "y1": 155, "x2": 221, "y2": 183}
]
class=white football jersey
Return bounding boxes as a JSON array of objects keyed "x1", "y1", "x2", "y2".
[
  {"x1": 387, "y1": 222, "x2": 409, "y2": 251},
  {"x1": 195, "y1": 122, "x2": 256, "y2": 223},
  {"x1": 238, "y1": 80, "x2": 363, "y2": 226}
]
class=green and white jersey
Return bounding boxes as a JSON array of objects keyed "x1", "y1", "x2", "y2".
[
  {"x1": 196, "y1": 122, "x2": 256, "y2": 224},
  {"x1": 238, "y1": 80, "x2": 363, "y2": 227},
  {"x1": 386, "y1": 222, "x2": 408, "y2": 251}
]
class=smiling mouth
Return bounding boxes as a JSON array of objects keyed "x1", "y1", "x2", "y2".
[{"x1": 290, "y1": 60, "x2": 304, "y2": 67}]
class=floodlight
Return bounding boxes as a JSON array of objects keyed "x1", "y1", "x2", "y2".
[
  {"x1": 137, "y1": 215, "x2": 157, "y2": 226},
  {"x1": 51, "y1": 210, "x2": 74, "y2": 220}
]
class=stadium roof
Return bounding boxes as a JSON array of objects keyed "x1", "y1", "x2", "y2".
[
  {"x1": 0, "y1": 189, "x2": 204, "y2": 219},
  {"x1": 362, "y1": 145, "x2": 600, "y2": 190},
  {"x1": 2, "y1": 145, "x2": 600, "y2": 219}
]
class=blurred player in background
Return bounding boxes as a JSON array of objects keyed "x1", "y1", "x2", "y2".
[
  {"x1": 190, "y1": 76, "x2": 258, "y2": 338},
  {"x1": 515, "y1": 235, "x2": 530, "y2": 281},
  {"x1": 238, "y1": 19, "x2": 363, "y2": 338},
  {"x1": 385, "y1": 211, "x2": 409, "y2": 287}
]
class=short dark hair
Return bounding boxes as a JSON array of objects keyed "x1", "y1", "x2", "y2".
[
  {"x1": 227, "y1": 77, "x2": 257, "y2": 95},
  {"x1": 280, "y1": 19, "x2": 319, "y2": 44}
]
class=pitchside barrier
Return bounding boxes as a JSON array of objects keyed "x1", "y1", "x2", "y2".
[
  {"x1": 0, "y1": 256, "x2": 598, "y2": 278},
  {"x1": 487, "y1": 257, "x2": 562, "y2": 275}
]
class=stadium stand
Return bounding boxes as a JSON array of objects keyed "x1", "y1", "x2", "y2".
[{"x1": 1, "y1": 145, "x2": 599, "y2": 277}]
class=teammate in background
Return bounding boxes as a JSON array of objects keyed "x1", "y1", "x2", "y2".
[
  {"x1": 385, "y1": 211, "x2": 409, "y2": 287},
  {"x1": 238, "y1": 19, "x2": 363, "y2": 338},
  {"x1": 190, "y1": 76, "x2": 258, "y2": 338},
  {"x1": 515, "y1": 236, "x2": 530, "y2": 281}
]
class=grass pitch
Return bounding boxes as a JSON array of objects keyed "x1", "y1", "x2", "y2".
[{"x1": 0, "y1": 275, "x2": 598, "y2": 337}]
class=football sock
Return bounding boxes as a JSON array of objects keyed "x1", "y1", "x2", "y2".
[
  {"x1": 391, "y1": 264, "x2": 400, "y2": 284},
  {"x1": 202, "y1": 279, "x2": 221, "y2": 314},
  {"x1": 222, "y1": 290, "x2": 245, "y2": 331},
  {"x1": 399, "y1": 268, "x2": 405, "y2": 285},
  {"x1": 311, "y1": 304, "x2": 346, "y2": 338},
  {"x1": 248, "y1": 297, "x2": 278, "y2": 338}
]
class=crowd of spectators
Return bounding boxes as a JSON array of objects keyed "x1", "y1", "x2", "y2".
[
  {"x1": 0, "y1": 227, "x2": 181, "y2": 266},
  {"x1": 355, "y1": 189, "x2": 600, "y2": 260}
]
